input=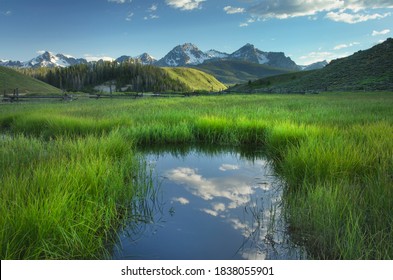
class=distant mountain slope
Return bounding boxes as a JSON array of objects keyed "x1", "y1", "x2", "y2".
[
  {"x1": 115, "y1": 53, "x2": 157, "y2": 65},
  {"x1": 135, "y1": 53, "x2": 157, "y2": 65},
  {"x1": 0, "y1": 52, "x2": 87, "y2": 68},
  {"x1": 1, "y1": 44, "x2": 327, "y2": 82},
  {"x1": 191, "y1": 60, "x2": 293, "y2": 84},
  {"x1": 156, "y1": 43, "x2": 209, "y2": 67},
  {"x1": 162, "y1": 67, "x2": 227, "y2": 92},
  {"x1": 0, "y1": 66, "x2": 61, "y2": 94},
  {"x1": 301, "y1": 60, "x2": 328, "y2": 71},
  {"x1": 155, "y1": 43, "x2": 301, "y2": 71},
  {"x1": 235, "y1": 38, "x2": 393, "y2": 92},
  {"x1": 229, "y1": 43, "x2": 299, "y2": 70}
]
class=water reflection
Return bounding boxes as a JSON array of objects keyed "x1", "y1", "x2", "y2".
[{"x1": 112, "y1": 147, "x2": 306, "y2": 260}]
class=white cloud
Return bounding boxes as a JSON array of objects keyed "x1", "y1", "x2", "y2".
[
  {"x1": 162, "y1": 158, "x2": 290, "y2": 258},
  {"x1": 247, "y1": 0, "x2": 343, "y2": 19},
  {"x1": 166, "y1": 0, "x2": 205, "y2": 11},
  {"x1": 240, "y1": 17, "x2": 257, "y2": 27},
  {"x1": 326, "y1": 11, "x2": 390, "y2": 23},
  {"x1": 300, "y1": 51, "x2": 332, "y2": 59},
  {"x1": 344, "y1": 0, "x2": 393, "y2": 11},
  {"x1": 173, "y1": 197, "x2": 190, "y2": 205},
  {"x1": 84, "y1": 54, "x2": 114, "y2": 62},
  {"x1": 219, "y1": 164, "x2": 240, "y2": 171},
  {"x1": 165, "y1": 167, "x2": 253, "y2": 207},
  {"x1": 229, "y1": 218, "x2": 248, "y2": 231},
  {"x1": 108, "y1": 0, "x2": 131, "y2": 3},
  {"x1": 1, "y1": 10, "x2": 12, "y2": 16},
  {"x1": 212, "y1": 203, "x2": 226, "y2": 212},
  {"x1": 241, "y1": 247, "x2": 267, "y2": 260},
  {"x1": 125, "y1": 12, "x2": 134, "y2": 21},
  {"x1": 372, "y1": 29, "x2": 391, "y2": 36},
  {"x1": 242, "y1": 0, "x2": 393, "y2": 23},
  {"x1": 148, "y1": 4, "x2": 158, "y2": 12},
  {"x1": 145, "y1": 4, "x2": 159, "y2": 20},
  {"x1": 333, "y1": 44, "x2": 348, "y2": 50},
  {"x1": 144, "y1": 14, "x2": 159, "y2": 20},
  {"x1": 299, "y1": 51, "x2": 338, "y2": 65},
  {"x1": 224, "y1": 6, "x2": 245, "y2": 14},
  {"x1": 201, "y1": 208, "x2": 218, "y2": 216},
  {"x1": 299, "y1": 39, "x2": 365, "y2": 64},
  {"x1": 333, "y1": 42, "x2": 360, "y2": 50}
]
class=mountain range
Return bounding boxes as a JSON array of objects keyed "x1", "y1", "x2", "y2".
[
  {"x1": 0, "y1": 43, "x2": 324, "y2": 71},
  {"x1": 234, "y1": 38, "x2": 393, "y2": 92},
  {"x1": 0, "y1": 52, "x2": 88, "y2": 68}
]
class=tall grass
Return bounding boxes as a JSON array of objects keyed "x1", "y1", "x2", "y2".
[
  {"x1": 280, "y1": 122, "x2": 393, "y2": 258},
  {"x1": 0, "y1": 92, "x2": 392, "y2": 259},
  {"x1": 0, "y1": 131, "x2": 147, "y2": 259}
]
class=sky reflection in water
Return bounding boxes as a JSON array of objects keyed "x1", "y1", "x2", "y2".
[{"x1": 112, "y1": 149, "x2": 306, "y2": 260}]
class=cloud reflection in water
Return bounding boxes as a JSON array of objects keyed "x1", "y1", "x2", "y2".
[
  {"x1": 113, "y1": 151, "x2": 306, "y2": 260},
  {"x1": 164, "y1": 161, "x2": 290, "y2": 259}
]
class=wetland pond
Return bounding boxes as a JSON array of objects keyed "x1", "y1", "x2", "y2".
[{"x1": 112, "y1": 147, "x2": 306, "y2": 260}]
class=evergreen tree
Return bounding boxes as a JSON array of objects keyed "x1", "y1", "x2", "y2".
[{"x1": 19, "y1": 61, "x2": 192, "y2": 93}]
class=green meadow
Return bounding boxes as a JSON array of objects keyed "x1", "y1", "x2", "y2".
[
  {"x1": 0, "y1": 66, "x2": 61, "y2": 94},
  {"x1": 0, "y1": 92, "x2": 392, "y2": 259}
]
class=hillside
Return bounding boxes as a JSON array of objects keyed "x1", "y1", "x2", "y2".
[
  {"x1": 235, "y1": 38, "x2": 393, "y2": 92},
  {"x1": 21, "y1": 61, "x2": 226, "y2": 93},
  {"x1": 155, "y1": 43, "x2": 300, "y2": 72},
  {"x1": 191, "y1": 60, "x2": 293, "y2": 84},
  {"x1": 162, "y1": 67, "x2": 227, "y2": 92},
  {"x1": 232, "y1": 70, "x2": 316, "y2": 92},
  {"x1": 0, "y1": 66, "x2": 61, "y2": 94}
]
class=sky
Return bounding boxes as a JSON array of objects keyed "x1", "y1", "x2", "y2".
[{"x1": 0, "y1": 0, "x2": 392, "y2": 65}]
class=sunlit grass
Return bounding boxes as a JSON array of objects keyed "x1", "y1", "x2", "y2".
[
  {"x1": 0, "y1": 91, "x2": 392, "y2": 259},
  {"x1": 0, "y1": 132, "x2": 145, "y2": 259}
]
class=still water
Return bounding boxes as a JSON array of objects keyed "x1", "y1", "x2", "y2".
[{"x1": 112, "y1": 148, "x2": 306, "y2": 260}]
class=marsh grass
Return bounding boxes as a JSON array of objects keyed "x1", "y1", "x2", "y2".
[
  {"x1": 1, "y1": 92, "x2": 392, "y2": 259},
  {"x1": 0, "y1": 132, "x2": 147, "y2": 259}
]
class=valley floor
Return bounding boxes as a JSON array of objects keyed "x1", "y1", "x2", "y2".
[{"x1": 0, "y1": 92, "x2": 392, "y2": 259}]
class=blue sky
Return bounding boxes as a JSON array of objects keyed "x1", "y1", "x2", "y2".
[{"x1": 1, "y1": 0, "x2": 392, "y2": 65}]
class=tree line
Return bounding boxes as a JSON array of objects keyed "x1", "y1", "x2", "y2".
[{"x1": 20, "y1": 60, "x2": 191, "y2": 93}]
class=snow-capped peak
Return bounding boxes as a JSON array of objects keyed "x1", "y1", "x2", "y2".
[
  {"x1": 156, "y1": 43, "x2": 210, "y2": 66},
  {"x1": 176, "y1": 43, "x2": 209, "y2": 64},
  {"x1": 205, "y1": 50, "x2": 229, "y2": 60},
  {"x1": 1, "y1": 42, "x2": 303, "y2": 70},
  {"x1": 230, "y1": 43, "x2": 269, "y2": 64},
  {"x1": 21, "y1": 51, "x2": 87, "y2": 68},
  {"x1": 28, "y1": 51, "x2": 65, "y2": 67},
  {"x1": 134, "y1": 53, "x2": 157, "y2": 65},
  {"x1": 115, "y1": 53, "x2": 157, "y2": 65}
]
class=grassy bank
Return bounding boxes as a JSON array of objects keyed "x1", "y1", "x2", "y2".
[
  {"x1": 0, "y1": 132, "x2": 149, "y2": 259},
  {"x1": 0, "y1": 92, "x2": 392, "y2": 259}
]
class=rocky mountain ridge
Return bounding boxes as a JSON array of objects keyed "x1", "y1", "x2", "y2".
[
  {"x1": 156, "y1": 43, "x2": 301, "y2": 70},
  {"x1": 235, "y1": 38, "x2": 393, "y2": 92},
  {"x1": 1, "y1": 43, "x2": 325, "y2": 71}
]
